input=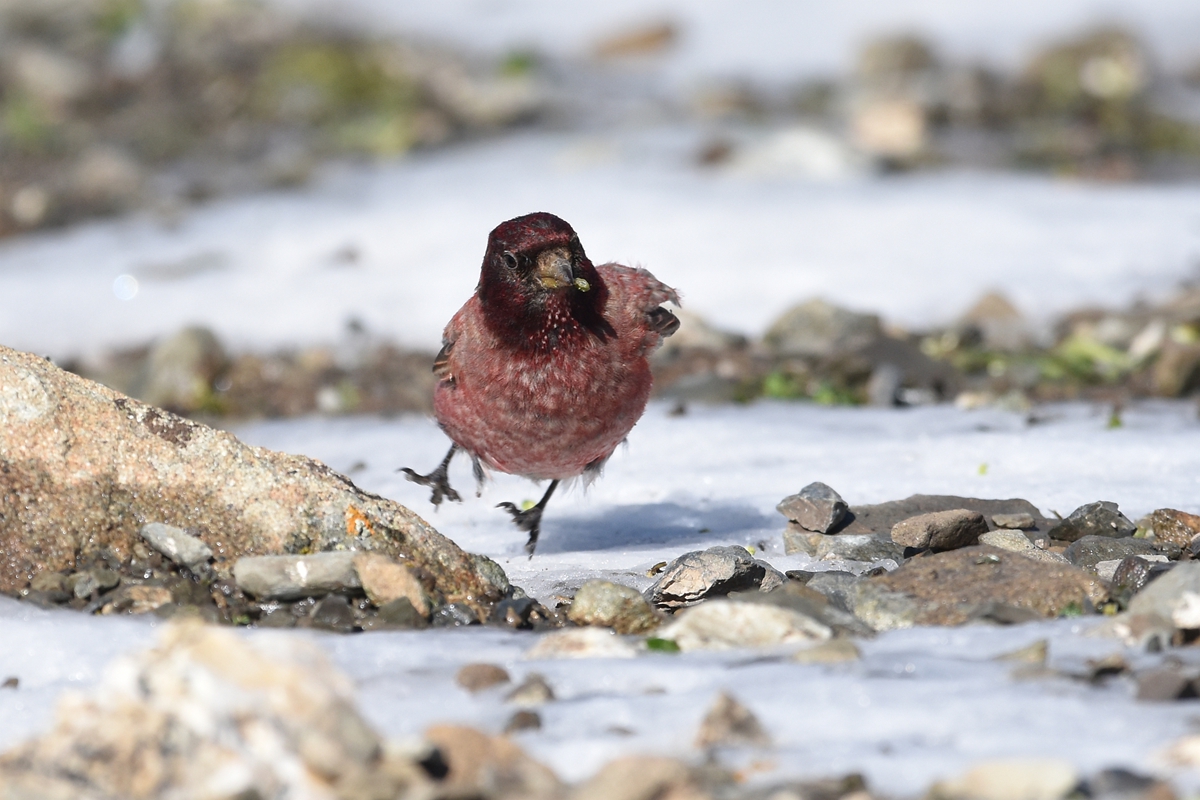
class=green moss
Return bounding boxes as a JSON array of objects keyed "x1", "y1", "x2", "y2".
[{"x1": 645, "y1": 637, "x2": 680, "y2": 653}]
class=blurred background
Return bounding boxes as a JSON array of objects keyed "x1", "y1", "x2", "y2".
[{"x1": 4, "y1": 0, "x2": 1200, "y2": 419}]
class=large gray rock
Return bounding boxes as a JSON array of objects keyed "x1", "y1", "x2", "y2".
[
  {"x1": 1048, "y1": 501, "x2": 1136, "y2": 543},
  {"x1": 777, "y1": 482, "x2": 848, "y2": 533},
  {"x1": 891, "y1": 509, "x2": 988, "y2": 551},
  {"x1": 644, "y1": 546, "x2": 768, "y2": 610},
  {"x1": 0, "y1": 345, "x2": 503, "y2": 619}
]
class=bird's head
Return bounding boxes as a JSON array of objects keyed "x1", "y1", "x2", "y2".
[{"x1": 477, "y1": 212, "x2": 609, "y2": 346}]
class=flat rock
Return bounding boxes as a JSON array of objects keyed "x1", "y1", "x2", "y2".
[
  {"x1": 978, "y1": 530, "x2": 1070, "y2": 564},
  {"x1": 658, "y1": 599, "x2": 831, "y2": 651},
  {"x1": 644, "y1": 546, "x2": 767, "y2": 609},
  {"x1": 836, "y1": 494, "x2": 1052, "y2": 537},
  {"x1": 776, "y1": 481, "x2": 848, "y2": 533},
  {"x1": 870, "y1": 545, "x2": 1109, "y2": 625},
  {"x1": 138, "y1": 522, "x2": 212, "y2": 572},
  {"x1": 423, "y1": 724, "x2": 561, "y2": 800},
  {"x1": 891, "y1": 509, "x2": 988, "y2": 551},
  {"x1": 784, "y1": 529, "x2": 905, "y2": 562},
  {"x1": 1144, "y1": 508, "x2": 1200, "y2": 549},
  {"x1": 1063, "y1": 536, "x2": 1161, "y2": 569},
  {"x1": 992, "y1": 512, "x2": 1036, "y2": 530},
  {"x1": 234, "y1": 552, "x2": 360, "y2": 601},
  {"x1": 568, "y1": 579, "x2": 662, "y2": 634},
  {"x1": 0, "y1": 345, "x2": 502, "y2": 618},
  {"x1": 1048, "y1": 501, "x2": 1136, "y2": 543}
]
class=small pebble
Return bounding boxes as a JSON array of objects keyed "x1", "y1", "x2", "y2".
[{"x1": 456, "y1": 663, "x2": 511, "y2": 693}]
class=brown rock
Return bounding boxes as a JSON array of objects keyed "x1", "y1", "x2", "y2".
[
  {"x1": 840, "y1": 495, "x2": 1052, "y2": 538},
  {"x1": 872, "y1": 545, "x2": 1108, "y2": 624},
  {"x1": 100, "y1": 584, "x2": 173, "y2": 615},
  {"x1": 572, "y1": 756, "x2": 710, "y2": 800},
  {"x1": 1145, "y1": 509, "x2": 1200, "y2": 549},
  {"x1": 423, "y1": 724, "x2": 563, "y2": 800},
  {"x1": 0, "y1": 345, "x2": 503, "y2": 618},
  {"x1": 0, "y1": 621, "x2": 429, "y2": 799},
  {"x1": 456, "y1": 663, "x2": 511, "y2": 693},
  {"x1": 694, "y1": 692, "x2": 770, "y2": 748},
  {"x1": 353, "y1": 552, "x2": 433, "y2": 617},
  {"x1": 891, "y1": 509, "x2": 988, "y2": 551}
]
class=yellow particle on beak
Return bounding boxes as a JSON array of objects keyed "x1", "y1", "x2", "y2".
[{"x1": 574, "y1": 277, "x2": 591, "y2": 292}]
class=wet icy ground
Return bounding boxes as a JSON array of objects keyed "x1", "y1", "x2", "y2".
[{"x1": 2, "y1": 400, "x2": 1200, "y2": 794}]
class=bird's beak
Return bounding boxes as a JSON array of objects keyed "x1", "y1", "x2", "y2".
[{"x1": 536, "y1": 248, "x2": 574, "y2": 290}]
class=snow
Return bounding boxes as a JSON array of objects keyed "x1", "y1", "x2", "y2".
[{"x1": 3, "y1": 132, "x2": 1200, "y2": 360}]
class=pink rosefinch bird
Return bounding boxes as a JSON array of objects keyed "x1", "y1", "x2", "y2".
[{"x1": 402, "y1": 212, "x2": 679, "y2": 555}]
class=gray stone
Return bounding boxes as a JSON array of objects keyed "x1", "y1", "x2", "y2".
[
  {"x1": 891, "y1": 509, "x2": 988, "y2": 551},
  {"x1": 657, "y1": 599, "x2": 831, "y2": 651},
  {"x1": 1064, "y1": 536, "x2": 1160, "y2": 569},
  {"x1": 1048, "y1": 501, "x2": 1136, "y2": 543},
  {"x1": 644, "y1": 546, "x2": 767, "y2": 609},
  {"x1": 803, "y1": 571, "x2": 862, "y2": 611},
  {"x1": 376, "y1": 597, "x2": 427, "y2": 629},
  {"x1": 309, "y1": 594, "x2": 355, "y2": 632},
  {"x1": 784, "y1": 528, "x2": 905, "y2": 563},
  {"x1": 728, "y1": 583, "x2": 874, "y2": 638},
  {"x1": 1111, "y1": 556, "x2": 1173, "y2": 607},
  {"x1": 139, "y1": 522, "x2": 213, "y2": 572},
  {"x1": 763, "y1": 298, "x2": 882, "y2": 358},
  {"x1": 568, "y1": 579, "x2": 662, "y2": 634},
  {"x1": 1126, "y1": 562, "x2": 1200, "y2": 630},
  {"x1": 992, "y1": 512, "x2": 1036, "y2": 530},
  {"x1": 506, "y1": 673, "x2": 555, "y2": 706},
  {"x1": 845, "y1": 582, "x2": 922, "y2": 631},
  {"x1": 979, "y1": 529, "x2": 1070, "y2": 564},
  {"x1": 134, "y1": 326, "x2": 228, "y2": 413},
  {"x1": 776, "y1": 482, "x2": 848, "y2": 533},
  {"x1": 233, "y1": 552, "x2": 360, "y2": 601}
]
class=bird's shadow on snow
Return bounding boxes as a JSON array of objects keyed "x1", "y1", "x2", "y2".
[{"x1": 537, "y1": 501, "x2": 777, "y2": 554}]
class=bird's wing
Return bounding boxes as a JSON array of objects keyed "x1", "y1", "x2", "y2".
[
  {"x1": 594, "y1": 263, "x2": 680, "y2": 357},
  {"x1": 433, "y1": 308, "x2": 470, "y2": 384}
]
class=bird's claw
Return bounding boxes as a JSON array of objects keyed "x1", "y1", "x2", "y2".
[
  {"x1": 401, "y1": 466, "x2": 461, "y2": 507},
  {"x1": 497, "y1": 502, "x2": 544, "y2": 557}
]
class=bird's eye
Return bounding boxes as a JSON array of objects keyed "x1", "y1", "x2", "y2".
[{"x1": 502, "y1": 251, "x2": 519, "y2": 270}]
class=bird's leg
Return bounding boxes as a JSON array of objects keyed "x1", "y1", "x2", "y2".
[
  {"x1": 400, "y1": 444, "x2": 462, "y2": 507},
  {"x1": 498, "y1": 479, "x2": 559, "y2": 558},
  {"x1": 472, "y1": 456, "x2": 485, "y2": 498}
]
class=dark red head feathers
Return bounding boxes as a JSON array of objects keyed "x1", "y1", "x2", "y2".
[{"x1": 477, "y1": 212, "x2": 610, "y2": 348}]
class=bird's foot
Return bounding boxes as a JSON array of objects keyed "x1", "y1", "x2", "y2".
[
  {"x1": 496, "y1": 501, "x2": 545, "y2": 557},
  {"x1": 401, "y1": 465, "x2": 461, "y2": 506},
  {"x1": 400, "y1": 445, "x2": 462, "y2": 507}
]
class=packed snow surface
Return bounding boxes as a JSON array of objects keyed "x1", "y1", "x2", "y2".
[
  {"x1": 2, "y1": 132, "x2": 1199, "y2": 360},
  {"x1": 2, "y1": 401, "x2": 1200, "y2": 794}
]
